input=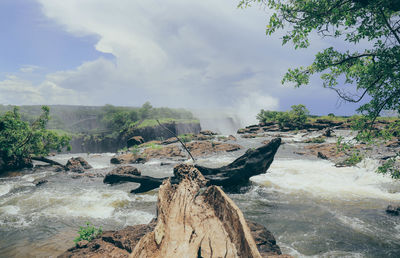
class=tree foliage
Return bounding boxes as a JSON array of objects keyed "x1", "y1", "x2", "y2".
[
  {"x1": 0, "y1": 106, "x2": 70, "y2": 168},
  {"x1": 239, "y1": 0, "x2": 400, "y2": 121},
  {"x1": 257, "y1": 104, "x2": 310, "y2": 128}
]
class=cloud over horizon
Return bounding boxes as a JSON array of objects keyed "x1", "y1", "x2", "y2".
[{"x1": 0, "y1": 0, "x2": 364, "y2": 120}]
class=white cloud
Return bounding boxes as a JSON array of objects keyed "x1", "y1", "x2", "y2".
[
  {"x1": 0, "y1": 0, "x2": 355, "y2": 116},
  {"x1": 0, "y1": 75, "x2": 84, "y2": 105}
]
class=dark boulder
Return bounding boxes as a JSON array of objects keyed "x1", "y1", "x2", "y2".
[
  {"x1": 127, "y1": 136, "x2": 144, "y2": 148},
  {"x1": 109, "y1": 166, "x2": 141, "y2": 176},
  {"x1": 66, "y1": 157, "x2": 92, "y2": 173},
  {"x1": 386, "y1": 205, "x2": 400, "y2": 216},
  {"x1": 33, "y1": 179, "x2": 48, "y2": 187},
  {"x1": 110, "y1": 153, "x2": 146, "y2": 164}
]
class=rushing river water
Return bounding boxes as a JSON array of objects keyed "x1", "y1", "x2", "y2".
[{"x1": 1, "y1": 132, "x2": 400, "y2": 257}]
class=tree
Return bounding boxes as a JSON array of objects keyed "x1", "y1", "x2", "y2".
[
  {"x1": 239, "y1": 0, "x2": 400, "y2": 123},
  {"x1": 256, "y1": 104, "x2": 309, "y2": 128},
  {"x1": 0, "y1": 106, "x2": 70, "y2": 172}
]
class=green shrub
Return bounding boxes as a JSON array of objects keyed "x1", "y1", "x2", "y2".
[
  {"x1": 141, "y1": 142, "x2": 162, "y2": 149},
  {"x1": 256, "y1": 110, "x2": 279, "y2": 123},
  {"x1": 256, "y1": 105, "x2": 309, "y2": 129},
  {"x1": 342, "y1": 151, "x2": 363, "y2": 166},
  {"x1": 179, "y1": 134, "x2": 194, "y2": 143},
  {"x1": 74, "y1": 222, "x2": 102, "y2": 244}
]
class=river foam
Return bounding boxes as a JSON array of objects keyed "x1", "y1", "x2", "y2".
[{"x1": 251, "y1": 158, "x2": 400, "y2": 201}]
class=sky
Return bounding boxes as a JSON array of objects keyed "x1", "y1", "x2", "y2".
[{"x1": 0, "y1": 0, "x2": 368, "y2": 124}]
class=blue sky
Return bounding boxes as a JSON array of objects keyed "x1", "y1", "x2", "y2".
[{"x1": 0, "y1": 0, "x2": 367, "y2": 124}]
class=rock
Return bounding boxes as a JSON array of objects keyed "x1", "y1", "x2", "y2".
[
  {"x1": 127, "y1": 136, "x2": 144, "y2": 148},
  {"x1": 110, "y1": 166, "x2": 141, "y2": 176},
  {"x1": 160, "y1": 137, "x2": 178, "y2": 145},
  {"x1": 323, "y1": 128, "x2": 334, "y2": 137},
  {"x1": 317, "y1": 151, "x2": 328, "y2": 160},
  {"x1": 241, "y1": 133, "x2": 258, "y2": 139},
  {"x1": 200, "y1": 130, "x2": 218, "y2": 136},
  {"x1": 110, "y1": 153, "x2": 146, "y2": 164},
  {"x1": 194, "y1": 134, "x2": 214, "y2": 141},
  {"x1": 246, "y1": 220, "x2": 282, "y2": 256},
  {"x1": 59, "y1": 222, "x2": 156, "y2": 258},
  {"x1": 71, "y1": 173, "x2": 104, "y2": 179},
  {"x1": 386, "y1": 139, "x2": 400, "y2": 148},
  {"x1": 33, "y1": 179, "x2": 48, "y2": 187},
  {"x1": 262, "y1": 125, "x2": 280, "y2": 132},
  {"x1": 142, "y1": 145, "x2": 185, "y2": 160},
  {"x1": 218, "y1": 135, "x2": 237, "y2": 142},
  {"x1": 160, "y1": 162, "x2": 172, "y2": 166},
  {"x1": 130, "y1": 165, "x2": 263, "y2": 257},
  {"x1": 185, "y1": 141, "x2": 242, "y2": 157},
  {"x1": 304, "y1": 143, "x2": 345, "y2": 161},
  {"x1": 386, "y1": 205, "x2": 400, "y2": 215},
  {"x1": 66, "y1": 157, "x2": 92, "y2": 173},
  {"x1": 237, "y1": 128, "x2": 247, "y2": 134},
  {"x1": 228, "y1": 135, "x2": 237, "y2": 141},
  {"x1": 76, "y1": 240, "x2": 89, "y2": 249}
]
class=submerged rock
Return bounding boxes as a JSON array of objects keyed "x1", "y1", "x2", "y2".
[
  {"x1": 386, "y1": 205, "x2": 400, "y2": 216},
  {"x1": 66, "y1": 157, "x2": 92, "y2": 173},
  {"x1": 33, "y1": 179, "x2": 48, "y2": 187}
]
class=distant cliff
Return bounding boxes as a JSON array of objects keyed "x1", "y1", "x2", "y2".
[{"x1": 68, "y1": 121, "x2": 201, "y2": 153}]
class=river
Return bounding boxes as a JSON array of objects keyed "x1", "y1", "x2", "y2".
[{"x1": 1, "y1": 131, "x2": 400, "y2": 257}]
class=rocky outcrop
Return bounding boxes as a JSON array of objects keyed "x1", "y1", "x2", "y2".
[
  {"x1": 127, "y1": 136, "x2": 144, "y2": 148},
  {"x1": 110, "y1": 153, "x2": 146, "y2": 164},
  {"x1": 66, "y1": 157, "x2": 92, "y2": 173},
  {"x1": 108, "y1": 166, "x2": 141, "y2": 176},
  {"x1": 142, "y1": 146, "x2": 185, "y2": 160},
  {"x1": 186, "y1": 141, "x2": 242, "y2": 157},
  {"x1": 199, "y1": 130, "x2": 218, "y2": 136},
  {"x1": 58, "y1": 221, "x2": 157, "y2": 258}
]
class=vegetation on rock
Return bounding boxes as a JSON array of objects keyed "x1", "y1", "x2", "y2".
[
  {"x1": 73, "y1": 222, "x2": 103, "y2": 244},
  {"x1": 0, "y1": 106, "x2": 70, "y2": 172},
  {"x1": 257, "y1": 104, "x2": 309, "y2": 129}
]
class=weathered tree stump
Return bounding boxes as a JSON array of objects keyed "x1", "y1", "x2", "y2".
[{"x1": 130, "y1": 164, "x2": 262, "y2": 257}]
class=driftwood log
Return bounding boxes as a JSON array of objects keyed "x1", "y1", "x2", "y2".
[
  {"x1": 104, "y1": 138, "x2": 281, "y2": 193},
  {"x1": 31, "y1": 156, "x2": 67, "y2": 170}
]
